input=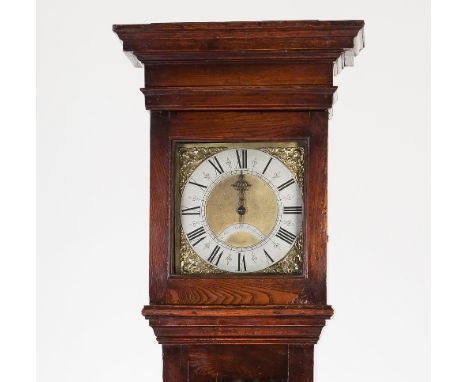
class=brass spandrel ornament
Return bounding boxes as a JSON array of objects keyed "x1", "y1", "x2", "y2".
[
  {"x1": 260, "y1": 147, "x2": 305, "y2": 191},
  {"x1": 177, "y1": 146, "x2": 227, "y2": 194},
  {"x1": 179, "y1": 229, "x2": 227, "y2": 274},
  {"x1": 261, "y1": 231, "x2": 303, "y2": 274}
]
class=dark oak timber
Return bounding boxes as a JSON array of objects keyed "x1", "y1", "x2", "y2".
[
  {"x1": 141, "y1": 85, "x2": 337, "y2": 111},
  {"x1": 114, "y1": 20, "x2": 364, "y2": 381}
]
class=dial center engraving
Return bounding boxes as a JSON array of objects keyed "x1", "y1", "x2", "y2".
[{"x1": 205, "y1": 173, "x2": 278, "y2": 248}]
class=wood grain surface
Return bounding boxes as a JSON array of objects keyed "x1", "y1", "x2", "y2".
[
  {"x1": 141, "y1": 86, "x2": 337, "y2": 111},
  {"x1": 113, "y1": 20, "x2": 364, "y2": 63},
  {"x1": 144, "y1": 62, "x2": 333, "y2": 87}
]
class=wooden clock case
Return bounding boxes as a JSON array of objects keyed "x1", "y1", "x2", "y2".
[{"x1": 113, "y1": 20, "x2": 364, "y2": 381}]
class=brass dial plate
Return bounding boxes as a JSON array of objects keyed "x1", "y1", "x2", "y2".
[{"x1": 174, "y1": 141, "x2": 305, "y2": 275}]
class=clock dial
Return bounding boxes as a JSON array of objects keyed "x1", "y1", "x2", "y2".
[{"x1": 180, "y1": 148, "x2": 303, "y2": 273}]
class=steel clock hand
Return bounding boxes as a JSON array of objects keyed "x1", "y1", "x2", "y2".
[{"x1": 231, "y1": 171, "x2": 251, "y2": 224}]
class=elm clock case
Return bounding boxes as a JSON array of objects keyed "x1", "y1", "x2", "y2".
[{"x1": 113, "y1": 20, "x2": 364, "y2": 381}]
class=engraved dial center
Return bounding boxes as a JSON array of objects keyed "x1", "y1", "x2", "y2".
[{"x1": 206, "y1": 173, "x2": 278, "y2": 248}]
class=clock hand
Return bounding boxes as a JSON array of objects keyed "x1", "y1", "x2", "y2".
[{"x1": 231, "y1": 171, "x2": 251, "y2": 224}]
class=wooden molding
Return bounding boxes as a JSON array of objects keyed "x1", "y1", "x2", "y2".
[
  {"x1": 143, "y1": 305, "x2": 333, "y2": 345},
  {"x1": 113, "y1": 20, "x2": 364, "y2": 67},
  {"x1": 142, "y1": 304, "x2": 334, "y2": 317},
  {"x1": 114, "y1": 20, "x2": 364, "y2": 114},
  {"x1": 141, "y1": 85, "x2": 337, "y2": 111}
]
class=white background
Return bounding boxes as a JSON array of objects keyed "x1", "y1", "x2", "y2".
[{"x1": 34, "y1": 1, "x2": 430, "y2": 381}]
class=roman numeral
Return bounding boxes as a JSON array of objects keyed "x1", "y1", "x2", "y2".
[
  {"x1": 263, "y1": 249, "x2": 274, "y2": 263},
  {"x1": 237, "y1": 253, "x2": 247, "y2": 271},
  {"x1": 186, "y1": 226, "x2": 206, "y2": 246},
  {"x1": 262, "y1": 157, "x2": 273, "y2": 174},
  {"x1": 188, "y1": 180, "x2": 207, "y2": 189},
  {"x1": 283, "y1": 206, "x2": 302, "y2": 214},
  {"x1": 208, "y1": 156, "x2": 224, "y2": 175},
  {"x1": 277, "y1": 178, "x2": 295, "y2": 191},
  {"x1": 181, "y1": 206, "x2": 201, "y2": 216},
  {"x1": 207, "y1": 245, "x2": 223, "y2": 265},
  {"x1": 276, "y1": 227, "x2": 296, "y2": 245},
  {"x1": 236, "y1": 149, "x2": 248, "y2": 169}
]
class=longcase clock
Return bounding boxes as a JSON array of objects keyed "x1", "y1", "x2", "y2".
[{"x1": 113, "y1": 20, "x2": 364, "y2": 382}]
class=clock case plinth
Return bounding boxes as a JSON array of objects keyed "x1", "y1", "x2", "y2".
[{"x1": 114, "y1": 20, "x2": 364, "y2": 382}]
